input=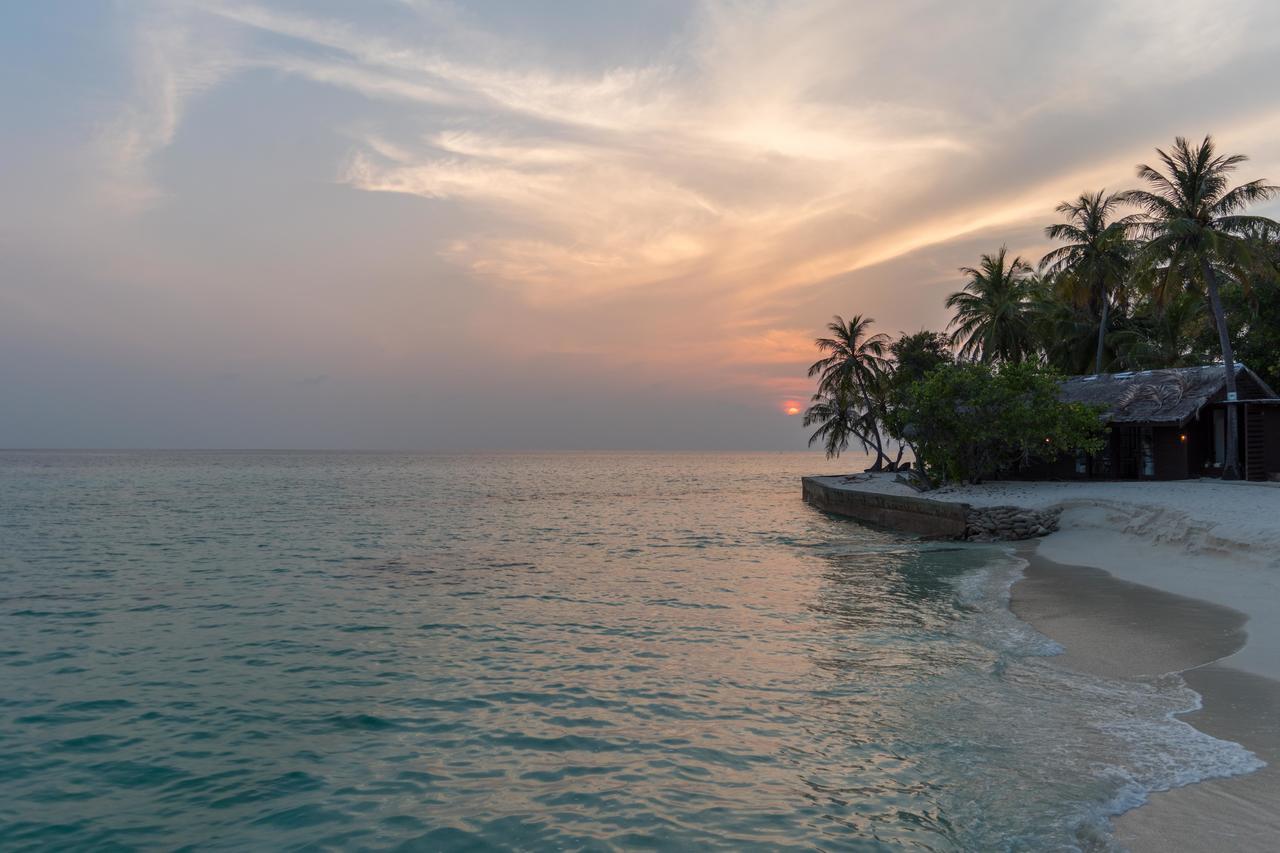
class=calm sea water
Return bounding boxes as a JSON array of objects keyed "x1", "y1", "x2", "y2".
[{"x1": 0, "y1": 451, "x2": 1260, "y2": 851}]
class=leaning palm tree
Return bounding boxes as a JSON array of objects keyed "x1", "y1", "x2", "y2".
[
  {"x1": 1040, "y1": 190, "x2": 1138, "y2": 374},
  {"x1": 803, "y1": 384, "x2": 865, "y2": 460},
  {"x1": 946, "y1": 247, "x2": 1038, "y2": 363},
  {"x1": 808, "y1": 315, "x2": 891, "y2": 469},
  {"x1": 1120, "y1": 135, "x2": 1279, "y2": 479}
]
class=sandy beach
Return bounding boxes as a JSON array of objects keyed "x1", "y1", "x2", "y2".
[
  {"x1": 966, "y1": 481, "x2": 1280, "y2": 850},
  {"x1": 1014, "y1": 549, "x2": 1280, "y2": 851},
  {"x1": 816, "y1": 474, "x2": 1280, "y2": 849}
]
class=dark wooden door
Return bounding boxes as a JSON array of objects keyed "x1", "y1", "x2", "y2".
[
  {"x1": 1114, "y1": 426, "x2": 1142, "y2": 478},
  {"x1": 1245, "y1": 405, "x2": 1266, "y2": 481}
]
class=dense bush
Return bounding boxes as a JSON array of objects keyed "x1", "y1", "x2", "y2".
[{"x1": 886, "y1": 362, "x2": 1106, "y2": 484}]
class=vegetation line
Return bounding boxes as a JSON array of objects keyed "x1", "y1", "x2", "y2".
[{"x1": 805, "y1": 135, "x2": 1279, "y2": 485}]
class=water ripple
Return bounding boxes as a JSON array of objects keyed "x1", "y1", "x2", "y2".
[{"x1": 0, "y1": 451, "x2": 1260, "y2": 850}]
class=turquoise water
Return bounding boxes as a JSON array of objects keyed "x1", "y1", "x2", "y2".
[{"x1": 0, "y1": 451, "x2": 1260, "y2": 850}]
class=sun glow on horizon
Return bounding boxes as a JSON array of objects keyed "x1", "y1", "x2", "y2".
[{"x1": 7, "y1": 1, "x2": 1280, "y2": 450}]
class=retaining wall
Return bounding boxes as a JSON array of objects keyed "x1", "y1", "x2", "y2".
[
  {"x1": 801, "y1": 477, "x2": 969, "y2": 539},
  {"x1": 801, "y1": 477, "x2": 1061, "y2": 541}
]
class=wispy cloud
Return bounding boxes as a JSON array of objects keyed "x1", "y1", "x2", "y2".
[
  {"x1": 83, "y1": 0, "x2": 1280, "y2": 418},
  {"x1": 95, "y1": 6, "x2": 245, "y2": 209}
]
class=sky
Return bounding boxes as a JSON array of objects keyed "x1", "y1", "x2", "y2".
[{"x1": 3, "y1": 0, "x2": 1280, "y2": 450}]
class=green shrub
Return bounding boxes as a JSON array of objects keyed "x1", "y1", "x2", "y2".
[{"x1": 887, "y1": 361, "x2": 1106, "y2": 483}]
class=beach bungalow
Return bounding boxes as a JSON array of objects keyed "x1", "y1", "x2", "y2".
[{"x1": 1041, "y1": 364, "x2": 1280, "y2": 481}]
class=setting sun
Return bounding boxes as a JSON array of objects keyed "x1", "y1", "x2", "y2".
[{"x1": 784, "y1": 402, "x2": 802, "y2": 416}]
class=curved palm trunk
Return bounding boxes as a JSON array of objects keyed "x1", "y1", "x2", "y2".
[
  {"x1": 1201, "y1": 260, "x2": 1241, "y2": 480},
  {"x1": 1093, "y1": 283, "x2": 1110, "y2": 375},
  {"x1": 854, "y1": 373, "x2": 889, "y2": 471}
]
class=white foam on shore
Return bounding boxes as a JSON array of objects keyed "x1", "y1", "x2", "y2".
[
  {"x1": 946, "y1": 545, "x2": 1265, "y2": 846},
  {"x1": 1099, "y1": 708, "x2": 1266, "y2": 815},
  {"x1": 950, "y1": 547, "x2": 1064, "y2": 657}
]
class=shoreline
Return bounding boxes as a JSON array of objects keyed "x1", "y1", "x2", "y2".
[
  {"x1": 806, "y1": 474, "x2": 1280, "y2": 849},
  {"x1": 1011, "y1": 529, "x2": 1280, "y2": 850}
]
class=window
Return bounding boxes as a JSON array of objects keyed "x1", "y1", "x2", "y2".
[{"x1": 1141, "y1": 428, "x2": 1155, "y2": 477}]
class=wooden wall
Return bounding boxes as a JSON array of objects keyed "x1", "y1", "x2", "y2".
[{"x1": 1263, "y1": 409, "x2": 1280, "y2": 478}]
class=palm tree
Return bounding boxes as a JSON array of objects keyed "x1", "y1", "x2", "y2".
[
  {"x1": 1032, "y1": 279, "x2": 1107, "y2": 375},
  {"x1": 1120, "y1": 135, "x2": 1279, "y2": 479},
  {"x1": 802, "y1": 386, "x2": 865, "y2": 460},
  {"x1": 1040, "y1": 190, "x2": 1138, "y2": 374},
  {"x1": 946, "y1": 247, "x2": 1038, "y2": 363},
  {"x1": 1113, "y1": 289, "x2": 1209, "y2": 371},
  {"x1": 808, "y1": 315, "x2": 891, "y2": 468}
]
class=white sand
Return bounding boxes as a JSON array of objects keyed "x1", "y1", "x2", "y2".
[
  {"x1": 819, "y1": 474, "x2": 1280, "y2": 552},
  {"x1": 818, "y1": 475, "x2": 1280, "y2": 676},
  {"x1": 823, "y1": 473, "x2": 1280, "y2": 848},
  {"x1": 816, "y1": 474, "x2": 1280, "y2": 848},
  {"x1": 941, "y1": 479, "x2": 1280, "y2": 678}
]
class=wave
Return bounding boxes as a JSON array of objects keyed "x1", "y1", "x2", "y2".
[{"x1": 944, "y1": 546, "x2": 1264, "y2": 849}]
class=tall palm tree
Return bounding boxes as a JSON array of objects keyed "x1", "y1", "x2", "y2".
[
  {"x1": 946, "y1": 247, "x2": 1037, "y2": 363},
  {"x1": 1040, "y1": 190, "x2": 1138, "y2": 374},
  {"x1": 1120, "y1": 135, "x2": 1279, "y2": 479},
  {"x1": 808, "y1": 315, "x2": 891, "y2": 468}
]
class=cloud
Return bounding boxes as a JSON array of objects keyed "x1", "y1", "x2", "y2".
[
  {"x1": 94, "y1": 6, "x2": 246, "y2": 209},
  {"x1": 34, "y1": 0, "x2": 1280, "y2": 447},
  {"x1": 107, "y1": 2, "x2": 1276, "y2": 256}
]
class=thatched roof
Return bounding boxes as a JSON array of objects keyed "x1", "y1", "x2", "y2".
[{"x1": 1059, "y1": 364, "x2": 1278, "y2": 426}]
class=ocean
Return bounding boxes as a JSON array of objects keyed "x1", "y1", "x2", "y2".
[{"x1": 0, "y1": 451, "x2": 1260, "y2": 850}]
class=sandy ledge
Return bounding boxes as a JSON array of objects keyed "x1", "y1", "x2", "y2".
[{"x1": 817, "y1": 475, "x2": 1280, "y2": 572}]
